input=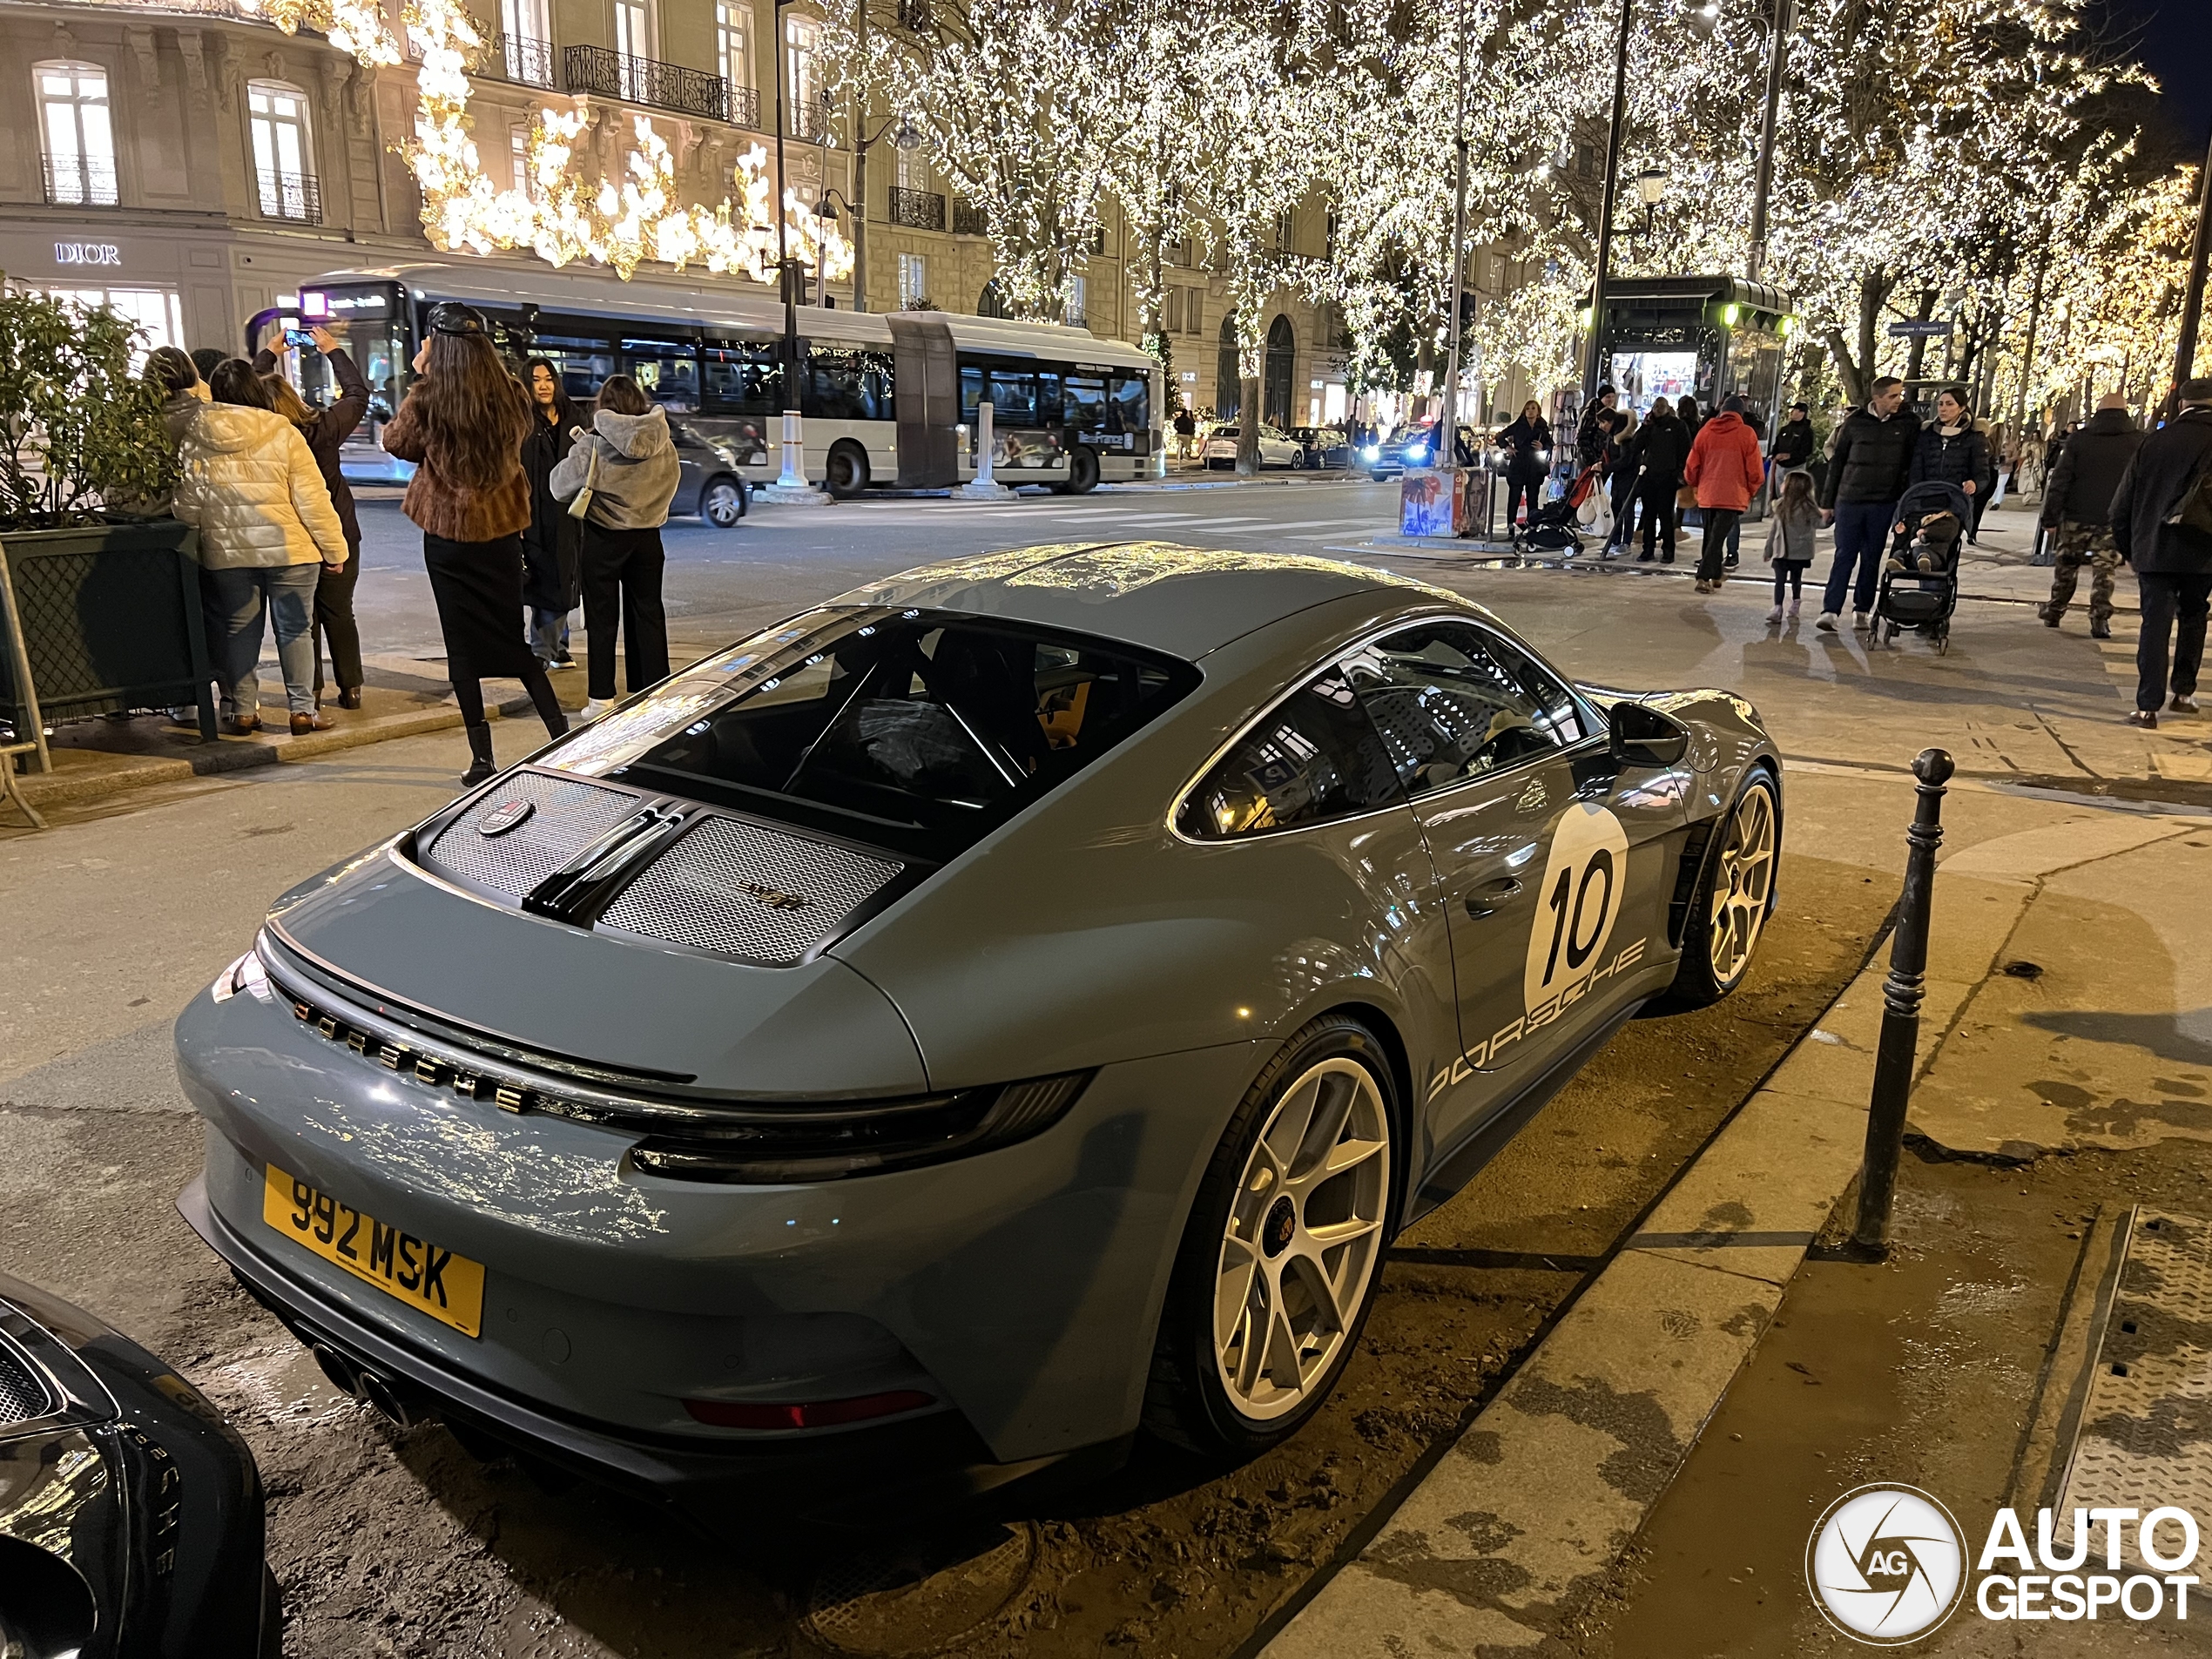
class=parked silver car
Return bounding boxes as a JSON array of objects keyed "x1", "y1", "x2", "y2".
[{"x1": 174, "y1": 543, "x2": 1779, "y2": 1523}]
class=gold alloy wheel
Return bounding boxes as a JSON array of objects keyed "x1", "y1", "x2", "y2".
[
  {"x1": 1212, "y1": 1058, "x2": 1390, "y2": 1421},
  {"x1": 1708, "y1": 781, "x2": 1777, "y2": 987}
]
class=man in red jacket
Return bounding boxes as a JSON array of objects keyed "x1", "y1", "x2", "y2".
[{"x1": 1683, "y1": 395, "x2": 1766, "y2": 592}]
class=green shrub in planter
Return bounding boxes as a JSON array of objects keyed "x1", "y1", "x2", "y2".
[{"x1": 0, "y1": 283, "x2": 178, "y2": 529}]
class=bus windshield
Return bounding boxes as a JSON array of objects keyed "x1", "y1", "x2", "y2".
[{"x1": 299, "y1": 281, "x2": 407, "y2": 421}]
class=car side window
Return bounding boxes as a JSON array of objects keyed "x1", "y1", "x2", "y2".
[
  {"x1": 1177, "y1": 667, "x2": 1404, "y2": 839},
  {"x1": 1487, "y1": 635, "x2": 1588, "y2": 745},
  {"x1": 1342, "y1": 622, "x2": 1575, "y2": 796}
]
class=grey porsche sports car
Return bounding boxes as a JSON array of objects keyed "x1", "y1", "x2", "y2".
[{"x1": 174, "y1": 543, "x2": 1779, "y2": 1522}]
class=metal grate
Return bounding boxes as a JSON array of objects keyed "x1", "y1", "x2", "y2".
[
  {"x1": 2052, "y1": 1209, "x2": 2212, "y2": 1574},
  {"x1": 0, "y1": 1340, "x2": 55, "y2": 1426},
  {"x1": 887, "y1": 185, "x2": 946, "y2": 231},
  {"x1": 600, "y1": 816, "x2": 900, "y2": 966},
  {"x1": 421, "y1": 772, "x2": 644, "y2": 898}
]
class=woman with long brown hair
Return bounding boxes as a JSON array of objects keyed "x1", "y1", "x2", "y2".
[{"x1": 381, "y1": 303, "x2": 567, "y2": 785}]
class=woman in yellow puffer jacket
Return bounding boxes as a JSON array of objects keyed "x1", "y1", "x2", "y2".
[{"x1": 173, "y1": 359, "x2": 348, "y2": 735}]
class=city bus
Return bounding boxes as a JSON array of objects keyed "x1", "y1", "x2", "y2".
[{"x1": 257, "y1": 260, "x2": 1164, "y2": 496}]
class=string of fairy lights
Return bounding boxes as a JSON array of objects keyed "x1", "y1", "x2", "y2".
[{"x1": 258, "y1": 0, "x2": 850, "y2": 287}]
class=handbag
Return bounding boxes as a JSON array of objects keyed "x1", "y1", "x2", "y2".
[
  {"x1": 1676, "y1": 482, "x2": 1698, "y2": 509},
  {"x1": 565, "y1": 440, "x2": 598, "y2": 522}
]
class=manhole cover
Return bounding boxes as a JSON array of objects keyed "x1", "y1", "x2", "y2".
[{"x1": 802, "y1": 1521, "x2": 1038, "y2": 1656}]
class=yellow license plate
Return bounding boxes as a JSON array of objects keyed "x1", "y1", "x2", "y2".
[{"x1": 261, "y1": 1163, "x2": 485, "y2": 1338}]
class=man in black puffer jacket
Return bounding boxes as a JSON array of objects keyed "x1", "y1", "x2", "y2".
[
  {"x1": 1816, "y1": 376, "x2": 1920, "y2": 631},
  {"x1": 2039, "y1": 394, "x2": 2144, "y2": 638},
  {"x1": 2111, "y1": 379, "x2": 2212, "y2": 728}
]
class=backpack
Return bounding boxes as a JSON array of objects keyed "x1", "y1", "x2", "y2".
[{"x1": 2168, "y1": 454, "x2": 2212, "y2": 536}]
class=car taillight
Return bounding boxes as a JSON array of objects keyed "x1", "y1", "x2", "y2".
[{"x1": 683, "y1": 1389, "x2": 934, "y2": 1430}]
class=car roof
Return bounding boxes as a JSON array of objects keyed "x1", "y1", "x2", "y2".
[{"x1": 830, "y1": 542, "x2": 1473, "y2": 659}]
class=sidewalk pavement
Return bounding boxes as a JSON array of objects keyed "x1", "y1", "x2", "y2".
[
  {"x1": 1260, "y1": 802, "x2": 2211, "y2": 1656},
  {"x1": 6, "y1": 657, "x2": 593, "y2": 819}
]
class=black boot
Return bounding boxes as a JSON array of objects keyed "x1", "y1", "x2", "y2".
[{"x1": 461, "y1": 723, "x2": 496, "y2": 787}]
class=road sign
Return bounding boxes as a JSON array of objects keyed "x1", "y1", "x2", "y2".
[{"x1": 1886, "y1": 320, "x2": 1952, "y2": 339}]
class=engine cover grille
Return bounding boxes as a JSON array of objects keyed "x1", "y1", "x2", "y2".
[
  {"x1": 423, "y1": 772, "x2": 643, "y2": 899},
  {"x1": 0, "y1": 1340, "x2": 55, "y2": 1426},
  {"x1": 599, "y1": 815, "x2": 902, "y2": 966}
]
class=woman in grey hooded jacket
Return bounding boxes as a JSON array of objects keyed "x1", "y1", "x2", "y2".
[{"x1": 550, "y1": 374, "x2": 680, "y2": 718}]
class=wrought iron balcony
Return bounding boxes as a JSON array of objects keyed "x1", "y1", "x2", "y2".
[
  {"x1": 886, "y1": 185, "x2": 946, "y2": 231},
  {"x1": 564, "y1": 44, "x2": 732, "y2": 123},
  {"x1": 43, "y1": 154, "x2": 118, "y2": 207},
  {"x1": 491, "y1": 32, "x2": 556, "y2": 88},
  {"x1": 894, "y1": 0, "x2": 933, "y2": 29},
  {"x1": 789, "y1": 88, "x2": 835, "y2": 143},
  {"x1": 951, "y1": 199, "x2": 988, "y2": 237},
  {"x1": 729, "y1": 84, "x2": 761, "y2": 128},
  {"x1": 256, "y1": 168, "x2": 322, "y2": 224}
]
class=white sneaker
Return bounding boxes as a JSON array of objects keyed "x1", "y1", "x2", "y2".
[
  {"x1": 1765, "y1": 604, "x2": 1784, "y2": 623},
  {"x1": 1788, "y1": 597, "x2": 1802, "y2": 618},
  {"x1": 2174, "y1": 694, "x2": 2201, "y2": 714},
  {"x1": 1815, "y1": 611, "x2": 1840, "y2": 632},
  {"x1": 580, "y1": 698, "x2": 614, "y2": 722},
  {"x1": 1852, "y1": 610, "x2": 1871, "y2": 631}
]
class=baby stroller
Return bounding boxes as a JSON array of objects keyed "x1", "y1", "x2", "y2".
[
  {"x1": 1517, "y1": 462, "x2": 1603, "y2": 554},
  {"x1": 1872, "y1": 480, "x2": 1969, "y2": 654}
]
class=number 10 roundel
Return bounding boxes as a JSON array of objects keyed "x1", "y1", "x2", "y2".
[{"x1": 1521, "y1": 804, "x2": 1632, "y2": 1014}]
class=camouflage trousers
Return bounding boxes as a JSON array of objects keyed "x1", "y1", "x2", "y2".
[{"x1": 2043, "y1": 521, "x2": 2122, "y2": 626}]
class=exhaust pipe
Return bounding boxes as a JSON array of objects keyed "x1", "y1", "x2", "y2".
[{"x1": 308, "y1": 1343, "x2": 428, "y2": 1428}]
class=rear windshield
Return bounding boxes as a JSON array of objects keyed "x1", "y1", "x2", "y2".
[{"x1": 547, "y1": 607, "x2": 1197, "y2": 862}]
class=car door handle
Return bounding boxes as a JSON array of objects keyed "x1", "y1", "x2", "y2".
[{"x1": 1464, "y1": 878, "x2": 1523, "y2": 919}]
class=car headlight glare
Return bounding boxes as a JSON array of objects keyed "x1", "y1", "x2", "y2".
[{"x1": 1361, "y1": 445, "x2": 1380, "y2": 461}]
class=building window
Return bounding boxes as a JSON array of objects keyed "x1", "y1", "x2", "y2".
[
  {"x1": 1064, "y1": 274, "x2": 1087, "y2": 329},
  {"x1": 894, "y1": 144, "x2": 927, "y2": 193},
  {"x1": 498, "y1": 0, "x2": 553, "y2": 83},
  {"x1": 248, "y1": 82, "x2": 320, "y2": 223},
  {"x1": 510, "y1": 125, "x2": 533, "y2": 199},
  {"x1": 898, "y1": 253, "x2": 928, "y2": 311},
  {"x1": 37, "y1": 61, "x2": 117, "y2": 206},
  {"x1": 39, "y1": 287, "x2": 185, "y2": 364},
  {"x1": 786, "y1": 15, "x2": 826, "y2": 141},
  {"x1": 716, "y1": 2, "x2": 749, "y2": 90},
  {"x1": 1273, "y1": 209, "x2": 1292, "y2": 254},
  {"x1": 1185, "y1": 287, "x2": 1205, "y2": 337},
  {"x1": 1164, "y1": 287, "x2": 1183, "y2": 334},
  {"x1": 616, "y1": 0, "x2": 653, "y2": 57},
  {"x1": 976, "y1": 279, "x2": 1006, "y2": 319}
]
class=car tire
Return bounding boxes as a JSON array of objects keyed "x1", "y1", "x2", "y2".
[
  {"x1": 1289, "y1": 449, "x2": 1305, "y2": 469},
  {"x1": 700, "y1": 475, "x2": 745, "y2": 528},
  {"x1": 1143, "y1": 1013, "x2": 1398, "y2": 1459},
  {"x1": 826, "y1": 442, "x2": 870, "y2": 500},
  {"x1": 1659, "y1": 769, "x2": 1780, "y2": 1011},
  {"x1": 1067, "y1": 445, "x2": 1101, "y2": 494}
]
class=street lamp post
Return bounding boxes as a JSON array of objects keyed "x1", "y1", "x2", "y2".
[
  {"x1": 1746, "y1": 0, "x2": 1793, "y2": 283},
  {"x1": 765, "y1": 0, "x2": 825, "y2": 504},
  {"x1": 815, "y1": 188, "x2": 855, "y2": 310},
  {"x1": 1582, "y1": 0, "x2": 1634, "y2": 403}
]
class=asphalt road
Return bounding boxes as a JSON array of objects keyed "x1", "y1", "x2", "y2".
[{"x1": 4, "y1": 480, "x2": 2202, "y2": 1657}]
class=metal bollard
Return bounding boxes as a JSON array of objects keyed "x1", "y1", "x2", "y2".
[{"x1": 1851, "y1": 746, "x2": 1955, "y2": 1254}]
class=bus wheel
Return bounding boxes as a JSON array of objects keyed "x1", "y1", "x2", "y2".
[
  {"x1": 700, "y1": 476, "x2": 745, "y2": 528},
  {"x1": 826, "y1": 442, "x2": 870, "y2": 500},
  {"x1": 1067, "y1": 446, "x2": 1101, "y2": 495}
]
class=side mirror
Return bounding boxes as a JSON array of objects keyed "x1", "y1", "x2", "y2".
[{"x1": 1609, "y1": 700, "x2": 1690, "y2": 767}]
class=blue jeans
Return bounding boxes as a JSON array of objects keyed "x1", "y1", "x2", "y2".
[
  {"x1": 1824, "y1": 500, "x2": 1896, "y2": 616},
  {"x1": 206, "y1": 563, "x2": 320, "y2": 718}
]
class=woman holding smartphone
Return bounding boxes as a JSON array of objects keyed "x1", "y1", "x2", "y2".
[
  {"x1": 254, "y1": 324, "x2": 369, "y2": 709},
  {"x1": 380, "y1": 303, "x2": 567, "y2": 785}
]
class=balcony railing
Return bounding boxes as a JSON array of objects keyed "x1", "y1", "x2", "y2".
[
  {"x1": 728, "y1": 84, "x2": 761, "y2": 128},
  {"x1": 886, "y1": 185, "x2": 946, "y2": 231},
  {"x1": 256, "y1": 169, "x2": 322, "y2": 224},
  {"x1": 789, "y1": 88, "x2": 835, "y2": 143},
  {"x1": 491, "y1": 32, "x2": 556, "y2": 88},
  {"x1": 564, "y1": 44, "x2": 732, "y2": 123},
  {"x1": 894, "y1": 0, "x2": 933, "y2": 29},
  {"x1": 951, "y1": 199, "x2": 988, "y2": 237},
  {"x1": 44, "y1": 154, "x2": 118, "y2": 206}
]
